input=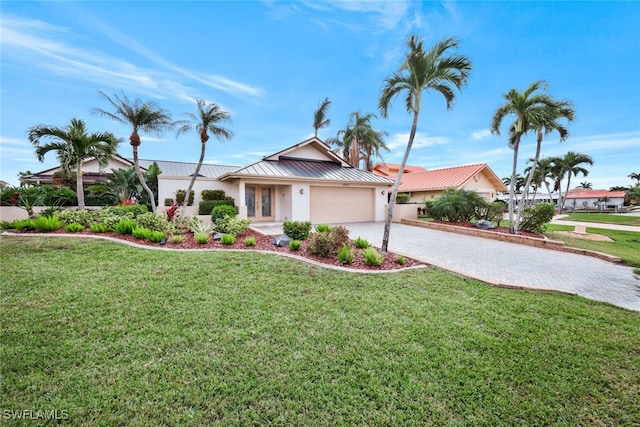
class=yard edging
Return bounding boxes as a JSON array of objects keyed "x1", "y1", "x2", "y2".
[{"x1": 401, "y1": 219, "x2": 623, "y2": 264}]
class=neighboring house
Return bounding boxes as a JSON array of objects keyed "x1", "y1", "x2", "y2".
[
  {"x1": 371, "y1": 163, "x2": 427, "y2": 178},
  {"x1": 563, "y1": 188, "x2": 626, "y2": 211},
  {"x1": 372, "y1": 162, "x2": 506, "y2": 203},
  {"x1": 19, "y1": 155, "x2": 135, "y2": 187},
  {"x1": 20, "y1": 137, "x2": 393, "y2": 223}
]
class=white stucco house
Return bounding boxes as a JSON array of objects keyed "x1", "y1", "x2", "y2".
[{"x1": 20, "y1": 137, "x2": 394, "y2": 224}]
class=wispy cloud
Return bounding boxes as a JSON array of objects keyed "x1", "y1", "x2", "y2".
[
  {"x1": 470, "y1": 129, "x2": 492, "y2": 141},
  {"x1": 386, "y1": 132, "x2": 450, "y2": 151}
]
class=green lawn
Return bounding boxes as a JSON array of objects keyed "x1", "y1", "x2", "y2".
[
  {"x1": 556, "y1": 212, "x2": 640, "y2": 226},
  {"x1": 2, "y1": 236, "x2": 639, "y2": 426},
  {"x1": 545, "y1": 225, "x2": 640, "y2": 267}
]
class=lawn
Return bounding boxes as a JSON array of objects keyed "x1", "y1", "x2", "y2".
[
  {"x1": 556, "y1": 212, "x2": 640, "y2": 226},
  {"x1": 2, "y1": 236, "x2": 639, "y2": 426},
  {"x1": 545, "y1": 225, "x2": 640, "y2": 267}
]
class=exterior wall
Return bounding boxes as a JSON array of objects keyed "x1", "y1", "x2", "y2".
[
  {"x1": 407, "y1": 190, "x2": 443, "y2": 204},
  {"x1": 158, "y1": 177, "x2": 238, "y2": 208},
  {"x1": 390, "y1": 203, "x2": 419, "y2": 223},
  {"x1": 563, "y1": 196, "x2": 625, "y2": 210},
  {"x1": 284, "y1": 145, "x2": 330, "y2": 161}
]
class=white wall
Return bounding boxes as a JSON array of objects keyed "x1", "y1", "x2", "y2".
[{"x1": 158, "y1": 177, "x2": 238, "y2": 208}]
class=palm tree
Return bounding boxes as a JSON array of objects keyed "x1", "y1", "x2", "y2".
[
  {"x1": 326, "y1": 133, "x2": 352, "y2": 165},
  {"x1": 491, "y1": 80, "x2": 566, "y2": 233},
  {"x1": 175, "y1": 99, "x2": 233, "y2": 218},
  {"x1": 313, "y1": 97, "x2": 331, "y2": 138},
  {"x1": 579, "y1": 181, "x2": 592, "y2": 190},
  {"x1": 88, "y1": 167, "x2": 140, "y2": 205},
  {"x1": 629, "y1": 172, "x2": 640, "y2": 186},
  {"x1": 360, "y1": 128, "x2": 389, "y2": 171},
  {"x1": 93, "y1": 91, "x2": 172, "y2": 213},
  {"x1": 533, "y1": 157, "x2": 557, "y2": 203},
  {"x1": 378, "y1": 35, "x2": 471, "y2": 252},
  {"x1": 27, "y1": 118, "x2": 120, "y2": 209},
  {"x1": 344, "y1": 112, "x2": 377, "y2": 168},
  {"x1": 555, "y1": 151, "x2": 594, "y2": 213}
]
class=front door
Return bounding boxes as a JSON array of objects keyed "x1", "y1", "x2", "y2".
[{"x1": 245, "y1": 185, "x2": 275, "y2": 221}]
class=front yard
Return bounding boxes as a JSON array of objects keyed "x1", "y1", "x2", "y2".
[{"x1": 1, "y1": 236, "x2": 639, "y2": 425}]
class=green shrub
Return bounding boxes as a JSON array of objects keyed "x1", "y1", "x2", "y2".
[
  {"x1": 194, "y1": 232, "x2": 209, "y2": 244},
  {"x1": 164, "y1": 198, "x2": 174, "y2": 207},
  {"x1": 289, "y1": 240, "x2": 301, "y2": 251},
  {"x1": 54, "y1": 209, "x2": 97, "y2": 227},
  {"x1": 315, "y1": 224, "x2": 331, "y2": 233},
  {"x1": 0, "y1": 220, "x2": 14, "y2": 230},
  {"x1": 89, "y1": 222, "x2": 110, "y2": 233},
  {"x1": 114, "y1": 219, "x2": 136, "y2": 235},
  {"x1": 96, "y1": 207, "x2": 135, "y2": 229},
  {"x1": 170, "y1": 234, "x2": 184, "y2": 244},
  {"x1": 112, "y1": 204, "x2": 148, "y2": 217},
  {"x1": 32, "y1": 216, "x2": 63, "y2": 232},
  {"x1": 431, "y1": 188, "x2": 488, "y2": 223},
  {"x1": 520, "y1": 202, "x2": 555, "y2": 233},
  {"x1": 220, "y1": 234, "x2": 236, "y2": 245},
  {"x1": 175, "y1": 189, "x2": 194, "y2": 206},
  {"x1": 331, "y1": 225, "x2": 350, "y2": 247},
  {"x1": 134, "y1": 212, "x2": 170, "y2": 232},
  {"x1": 424, "y1": 199, "x2": 436, "y2": 218},
  {"x1": 307, "y1": 231, "x2": 335, "y2": 257},
  {"x1": 361, "y1": 247, "x2": 384, "y2": 266},
  {"x1": 283, "y1": 220, "x2": 312, "y2": 240},
  {"x1": 211, "y1": 205, "x2": 237, "y2": 222},
  {"x1": 244, "y1": 236, "x2": 256, "y2": 246},
  {"x1": 354, "y1": 237, "x2": 371, "y2": 249},
  {"x1": 146, "y1": 230, "x2": 166, "y2": 243},
  {"x1": 477, "y1": 201, "x2": 507, "y2": 224},
  {"x1": 132, "y1": 227, "x2": 151, "y2": 240},
  {"x1": 214, "y1": 216, "x2": 252, "y2": 236},
  {"x1": 395, "y1": 255, "x2": 406, "y2": 265},
  {"x1": 39, "y1": 206, "x2": 63, "y2": 218},
  {"x1": 65, "y1": 223, "x2": 84, "y2": 233},
  {"x1": 188, "y1": 218, "x2": 214, "y2": 235},
  {"x1": 11, "y1": 219, "x2": 35, "y2": 231},
  {"x1": 198, "y1": 200, "x2": 216, "y2": 216},
  {"x1": 337, "y1": 244, "x2": 354, "y2": 265},
  {"x1": 201, "y1": 189, "x2": 227, "y2": 201},
  {"x1": 396, "y1": 193, "x2": 411, "y2": 204}
]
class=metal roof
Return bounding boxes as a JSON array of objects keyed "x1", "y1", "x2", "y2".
[
  {"x1": 135, "y1": 159, "x2": 240, "y2": 178},
  {"x1": 221, "y1": 158, "x2": 394, "y2": 184}
]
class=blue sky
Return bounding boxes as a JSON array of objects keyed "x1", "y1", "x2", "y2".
[{"x1": 1, "y1": 1, "x2": 639, "y2": 190}]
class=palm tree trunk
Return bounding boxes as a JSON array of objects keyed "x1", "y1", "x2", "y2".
[
  {"x1": 132, "y1": 144, "x2": 157, "y2": 213},
  {"x1": 507, "y1": 134, "x2": 521, "y2": 234},
  {"x1": 515, "y1": 131, "x2": 542, "y2": 233},
  {"x1": 351, "y1": 135, "x2": 359, "y2": 168},
  {"x1": 560, "y1": 174, "x2": 573, "y2": 215},
  {"x1": 180, "y1": 139, "x2": 206, "y2": 219},
  {"x1": 381, "y1": 109, "x2": 420, "y2": 253},
  {"x1": 76, "y1": 161, "x2": 85, "y2": 209}
]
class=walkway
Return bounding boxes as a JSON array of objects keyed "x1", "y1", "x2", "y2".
[{"x1": 342, "y1": 222, "x2": 640, "y2": 312}]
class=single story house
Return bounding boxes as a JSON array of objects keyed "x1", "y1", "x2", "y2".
[
  {"x1": 20, "y1": 137, "x2": 394, "y2": 223},
  {"x1": 372, "y1": 162, "x2": 507, "y2": 203},
  {"x1": 562, "y1": 188, "x2": 626, "y2": 211}
]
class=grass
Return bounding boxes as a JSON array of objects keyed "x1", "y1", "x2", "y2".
[
  {"x1": 556, "y1": 212, "x2": 640, "y2": 226},
  {"x1": 545, "y1": 225, "x2": 640, "y2": 267},
  {"x1": 2, "y1": 236, "x2": 639, "y2": 426}
]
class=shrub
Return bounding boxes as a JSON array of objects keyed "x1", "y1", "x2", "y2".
[
  {"x1": 170, "y1": 234, "x2": 184, "y2": 244},
  {"x1": 220, "y1": 234, "x2": 236, "y2": 245},
  {"x1": 194, "y1": 232, "x2": 209, "y2": 244},
  {"x1": 477, "y1": 201, "x2": 506, "y2": 225},
  {"x1": 289, "y1": 240, "x2": 301, "y2": 251},
  {"x1": 11, "y1": 219, "x2": 35, "y2": 231},
  {"x1": 396, "y1": 193, "x2": 411, "y2": 204},
  {"x1": 54, "y1": 209, "x2": 97, "y2": 227},
  {"x1": 114, "y1": 219, "x2": 136, "y2": 235},
  {"x1": 165, "y1": 201, "x2": 179, "y2": 222},
  {"x1": 431, "y1": 188, "x2": 488, "y2": 223},
  {"x1": 175, "y1": 189, "x2": 194, "y2": 206},
  {"x1": 201, "y1": 189, "x2": 227, "y2": 201},
  {"x1": 331, "y1": 225, "x2": 350, "y2": 247},
  {"x1": 113, "y1": 204, "x2": 148, "y2": 217},
  {"x1": 307, "y1": 231, "x2": 336, "y2": 257},
  {"x1": 65, "y1": 223, "x2": 84, "y2": 233},
  {"x1": 315, "y1": 224, "x2": 331, "y2": 233},
  {"x1": 519, "y1": 202, "x2": 555, "y2": 233},
  {"x1": 132, "y1": 227, "x2": 151, "y2": 240},
  {"x1": 361, "y1": 247, "x2": 384, "y2": 266},
  {"x1": 424, "y1": 199, "x2": 436, "y2": 218},
  {"x1": 198, "y1": 200, "x2": 216, "y2": 216},
  {"x1": 134, "y1": 212, "x2": 170, "y2": 232},
  {"x1": 32, "y1": 216, "x2": 63, "y2": 232},
  {"x1": 211, "y1": 205, "x2": 237, "y2": 222},
  {"x1": 337, "y1": 244, "x2": 354, "y2": 265},
  {"x1": 283, "y1": 220, "x2": 312, "y2": 240},
  {"x1": 146, "y1": 230, "x2": 166, "y2": 243},
  {"x1": 188, "y1": 218, "x2": 214, "y2": 235},
  {"x1": 244, "y1": 236, "x2": 256, "y2": 246},
  {"x1": 164, "y1": 198, "x2": 174, "y2": 207},
  {"x1": 395, "y1": 256, "x2": 406, "y2": 265},
  {"x1": 354, "y1": 237, "x2": 371, "y2": 249},
  {"x1": 89, "y1": 222, "x2": 110, "y2": 233},
  {"x1": 214, "y1": 216, "x2": 252, "y2": 236}
]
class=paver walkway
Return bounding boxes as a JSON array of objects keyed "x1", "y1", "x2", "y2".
[{"x1": 342, "y1": 222, "x2": 640, "y2": 312}]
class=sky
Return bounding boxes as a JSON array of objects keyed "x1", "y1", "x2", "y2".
[{"x1": 1, "y1": 1, "x2": 639, "y2": 190}]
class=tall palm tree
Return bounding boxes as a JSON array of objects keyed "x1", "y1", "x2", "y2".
[
  {"x1": 629, "y1": 172, "x2": 640, "y2": 186},
  {"x1": 360, "y1": 128, "x2": 389, "y2": 171},
  {"x1": 27, "y1": 118, "x2": 120, "y2": 209},
  {"x1": 93, "y1": 91, "x2": 172, "y2": 213},
  {"x1": 326, "y1": 133, "x2": 352, "y2": 165},
  {"x1": 555, "y1": 151, "x2": 594, "y2": 213},
  {"x1": 378, "y1": 35, "x2": 471, "y2": 253},
  {"x1": 175, "y1": 99, "x2": 233, "y2": 218},
  {"x1": 491, "y1": 80, "x2": 564, "y2": 233},
  {"x1": 579, "y1": 181, "x2": 592, "y2": 189},
  {"x1": 313, "y1": 97, "x2": 331, "y2": 138},
  {"x1": 344, "y1": 112, "x2": 377, "y2": 168}
]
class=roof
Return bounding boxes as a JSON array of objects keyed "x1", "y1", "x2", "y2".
[
  {"x1": 136, "y1": 159, "x2": 239, "y2": 178},
  {"x1": 371, "y1": 162, "x2": 428, "y2": 178},
  {"x1": 219, "y1": 158, "x2": 393, "y2": 184},
  {"x1": 394, "y1": 163, "x2": 507, "y2": 192},
  {"x1": 565, "y1": 189, "x2": 627, "y2": 199}
]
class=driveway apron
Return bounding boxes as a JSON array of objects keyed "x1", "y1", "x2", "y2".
[{"x1": 343, "y1": 222, "x2": 640, "y2": 312}]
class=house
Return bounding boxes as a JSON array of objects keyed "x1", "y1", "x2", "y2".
[
  {"x1": 563, "y1": 188, "x2": 626, "y2": 211},
  {"x1": 372, "y1": 162, "x2": 507, "y2": 203},
  {"x1": 20, "y1": 137, "x2": 394, "y2": 223}
]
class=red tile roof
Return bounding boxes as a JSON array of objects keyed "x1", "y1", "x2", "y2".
[
  {"x1": 371, "y1": 162, "x2": 427, "y2": 178},
  {"x1": 390, "y1": 163, "x2": 507, "y2": 192},
  {"x1": 565, "y1": 189, "x2": 626, "y2": 199}
]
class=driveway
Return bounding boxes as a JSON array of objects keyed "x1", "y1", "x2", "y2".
[{"x1": 343, "y1": 222, "x2": 640, "y2": 312}]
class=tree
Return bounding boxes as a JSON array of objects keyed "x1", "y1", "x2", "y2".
[
  {"x1": 345, "y1": 112, "x2": 376, "y2": 168},
  {"x1": 175, "y1": 99, "x2": 233, "y2": 218},
  {"x1": 93, "y1": 91, "x2": 172, "y2": 213},
  {"x1": 313, "y1": 97, "x2": 331, "y2": 137},
  {"x1": 379, "y1": 35, "x2": 471, "y2": 253},
  {"x1": 554, "y1": 151, "x2": 594, "y2": 213},
  {"x1": 490, "y1": 81, "x2": 569, "y2": 234},
  {"x1": 629, "y1": 172, "x2": 640, "y2": 186},
  {"x1": 579, "y1": 181, "x2": 592, "y2": 189},
  {"x1": 360, "y1": 127, "x2": 389, "y2": 172},
  {"x1": 27, "y1": 118, "x2": 120, "y2": 209}
]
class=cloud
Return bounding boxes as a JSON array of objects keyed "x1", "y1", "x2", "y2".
[
  {"x1": 386, "y1": 132, "x2": 450, "y2": 151},
  {"x1": 470, "y1": 129, "x2": 492, "y2": 141}
]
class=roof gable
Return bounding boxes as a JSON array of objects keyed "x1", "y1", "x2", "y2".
[
  {"x1": 396, "y1": 163, "x2": 507, "y2": 192},
  {"x1": 263, "y1": 137, "x2": 350, "y2": 167},
  {"x1": 371, "y1": 163, "x2": 428, "y2": 178}
]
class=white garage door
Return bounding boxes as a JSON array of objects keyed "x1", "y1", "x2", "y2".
[{"x1": 310, "y1": 186, "x2": 374, "y2": 223}]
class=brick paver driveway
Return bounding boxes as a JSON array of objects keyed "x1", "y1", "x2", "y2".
[{"x1": 343, "y1": 222, "x2": 640, "y2": 312}]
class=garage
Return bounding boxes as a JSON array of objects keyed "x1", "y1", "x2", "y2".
[{"x1": 310, "y1": 186, "x2": 374, "y2": 223}]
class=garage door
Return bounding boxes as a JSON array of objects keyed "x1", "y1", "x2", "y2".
[{"x1": 310, "y1": 186, "x2": 374, "y2": 223}]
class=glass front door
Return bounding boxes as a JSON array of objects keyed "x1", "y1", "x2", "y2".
[{"x1": 245, "y1": 185, "x2": 274, "y2": 221}]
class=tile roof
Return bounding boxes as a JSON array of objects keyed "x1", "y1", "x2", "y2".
[
  {"x1": 565, "y1": 189, "x2": 627, "y2": 199},
  {"x1": 394, "y1": 163, "x2": 506, "y2": 192},
  {"x1": 372, "y1": 162, "x2": 428, "y2": 178},
  {"x1": 220, "y1": 158, "x2": 393, "y2": 184}
]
